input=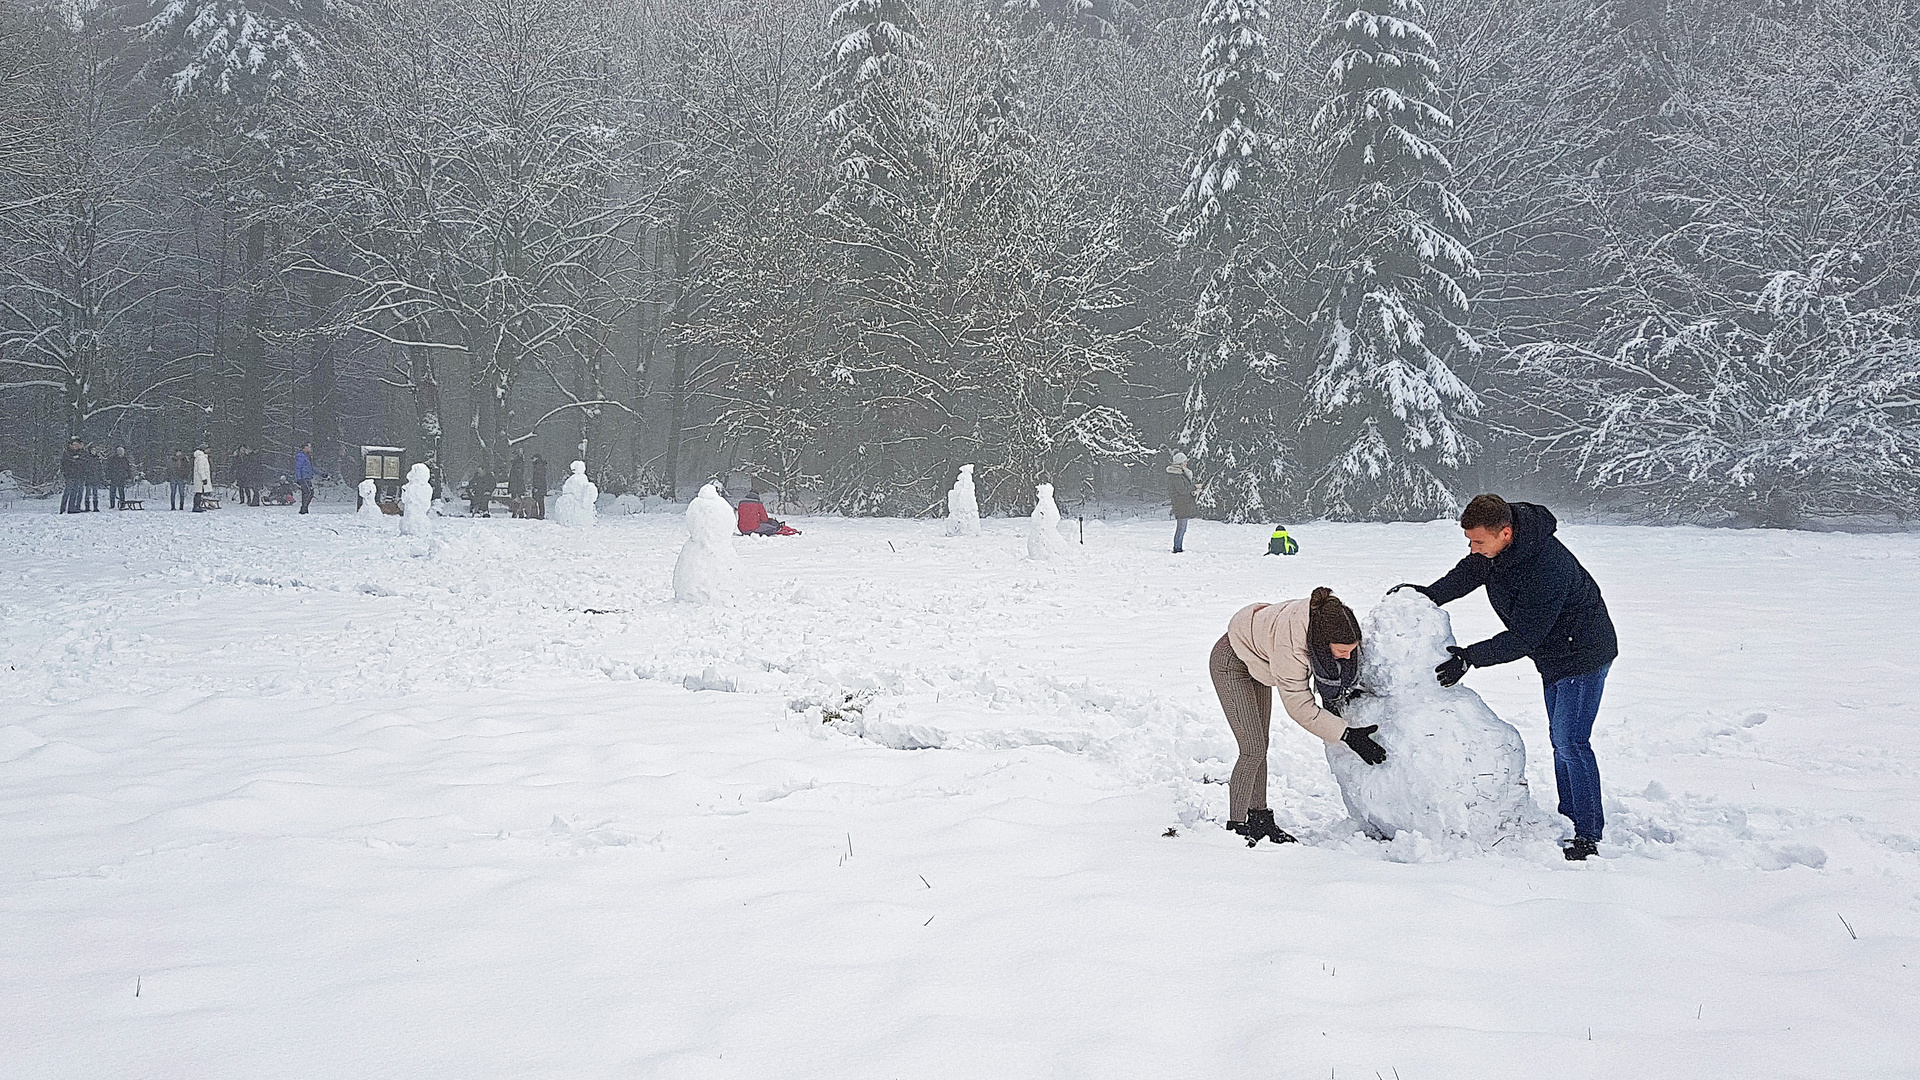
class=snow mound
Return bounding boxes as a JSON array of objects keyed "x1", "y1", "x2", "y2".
[
  {"x1": 608, "y1": 493, "x2": 672, "y2": 515},
  {"x1": 673, "y1": 484, "x2": 741, "y2": 603},
  {"x1": 400, "y1": 464, "x2": 434, "y2": 537},
  {"x1": 1025, "y1": 483, "x2": 1072, "y2": 561},
  {"x1": 945, "y1": 464, "x2": 980, "y2": 537},
  {"x1": 1326, "y1": 590, "x2": 1545, "y2": 846},
  {"x1": 551, "y1": 461, "x2": 598, "y2": 527}
]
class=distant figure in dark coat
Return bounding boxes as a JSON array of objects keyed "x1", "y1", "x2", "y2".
[
  {"x1": 244, "y1": 448, "x2": 265, "y2": 506},
  {"x1": 529, "y1": 455, "x2": 547, "y2": 519},
  {"x1": 168, "y1": 451, "x2": 191, "y2": 510},
  {"x1": 1404, "y1": 494, "x2": 1619, "y2": 861},
  {"x1": 294, "y1": 443, "x2": 316, "y2": 514},
  {"x1": 468, "y1": 466, "x2": 493, "y2": 516},
  {"x1": 232, "y1": 445, "x2": 251, "y2": 503},
  {"x1": 1168, "y1": 452, "x2": 1197, "y2": 553},
  {"x1": 84, "y1": 447, "x2": 105, "y2": 511},
  {"x1": 507, "y1": 453, "x2": 527, "y2": 517},
  {"x1": 59, "y1": 437, "x2": 88, "y2": 513},
  {"x1": 106, "y1": 447, "x2": 132, "y2": 508}
]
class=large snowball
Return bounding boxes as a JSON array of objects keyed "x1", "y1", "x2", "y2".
[
  {"x1": 1325, "y1": 590, "x2": 1541, "y2": 845},
  {"x1": 673, "y1": 484, "x2": 741, "y2": 603}
]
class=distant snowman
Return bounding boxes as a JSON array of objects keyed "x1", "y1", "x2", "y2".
[
  {"x1": 1025, "y1": 483, "x2": 1073, "y2": 561},
  {"x1": 1326, "y1": 589, "x2": 1544, "y2": 846},
  {"x1": 673, "y1": 483, "x2": 741, "y2": 603},
  {"x1": 551, "y1": 460, "x2": 598, "y2": 527},
  {"x1": 357, "y1": 478, "x2": 384, "y2": 521},
  {"x1": 944, "y1": 464, "x2": 981, "y2": 537},
  {"x1": 400, "y1": 463, "x2": 434, "y2": 537}
]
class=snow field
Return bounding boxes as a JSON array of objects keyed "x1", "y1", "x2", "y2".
[{"x1": 2, "y1": 505, "x2": 1917, "y2": 1077}]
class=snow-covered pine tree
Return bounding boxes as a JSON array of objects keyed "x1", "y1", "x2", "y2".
[
  {"x1": 140, "y1": 0, "x2": 316, "y2": 104},
  {"x1": 1304, "y1": 0, "x2": 1479, "y2": 521},
  {"x1": 1169, "y1": 0, "x2": 1293, "y2": 522},
  {"x1": 948, "y1": 26, "x2": 1036, "y2": 230},
  {"x1": 817, "y1": 0, "x2": 937, "y2": 290}
]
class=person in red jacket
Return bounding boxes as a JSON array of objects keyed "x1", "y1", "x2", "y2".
[{"x1": 735, "y1": 489, "x2": 799, "y2": 536}]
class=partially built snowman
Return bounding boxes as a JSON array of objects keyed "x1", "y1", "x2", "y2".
[
  {"x1": 357, "y1": 478, "x2": 384, "y2": 521},
  {"x1": 1025, "y1": 483, "x2": 1073, "y2": 561},
  {"x1": 400, "y1": 463, "x2": 434, "y2": 536},
  {"x1": 1325, "y1": 589, "x2": 1545, "y2": 846},
  {"x1": 944, "y1": 464, "x2": 981, "y2": 537},
  {"x1": 550, "y1": 460, "x2": 598, "y2": 527},
  {"x1": 673, "y1": 483, "x2": 741, "y2": 603}
]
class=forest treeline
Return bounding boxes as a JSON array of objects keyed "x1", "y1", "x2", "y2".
[{"x1": 1, "y1": 0, "x2": 1915, "y2": 522}]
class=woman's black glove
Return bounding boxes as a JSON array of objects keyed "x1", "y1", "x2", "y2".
[
  {"x1": 1434, "y1": 646, "x2": 1471, "y2": 687},
  {"x1": 1341, "y1": 724, "x2": 1387, "y2": 765}
]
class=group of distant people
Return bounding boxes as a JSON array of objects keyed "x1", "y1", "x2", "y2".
[
  {"x1": 56, "y1": 440, "x2": 135, "y2": 513},
  {"x1": 58, "y1": 438, "x2": 319, "y2": 514},
  {"x1": 467, "y1": 453, "x2": 549, "y2": 518}
]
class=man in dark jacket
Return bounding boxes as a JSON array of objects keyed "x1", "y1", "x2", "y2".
[
  {"x1": 232, "y1": 447, "x2": 250, "y2": 506},
  {"x1": 106, "y1": 447, "x2": 133, "y2": 508},
  {"x1": 168, "y1": 451, "x2": 191, "y2": 510},
  {"x1": 294, "y1": 442, "x2": 316, "y2": 513},
  {"x1": 84, "y1": 446, "x2": 105, "y2": 511},
  {"x1": 60, "y1": 437, "x2": 88, "y2": 513},
  {"x1": 529, "y1": 455, "x2": 547, "y2": 519},
  {"x1": 1168, "y1": 452, "x2": 1197, "y2": 553},
  {"x1": 1406, "y1": 494, "x2": 1618, "y2": 861},
  {"x1": 506, "y1": 453, "x2": 526, "y2": 517}
]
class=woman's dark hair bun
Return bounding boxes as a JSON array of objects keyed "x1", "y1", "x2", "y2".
[{"x1": 1307, "y1": 587, "x2": 1362, "y2": 646}]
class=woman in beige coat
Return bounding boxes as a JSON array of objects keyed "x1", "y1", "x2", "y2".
[{"x1": 1211, "y1": 587, "x2": 1387, "y2": 845}]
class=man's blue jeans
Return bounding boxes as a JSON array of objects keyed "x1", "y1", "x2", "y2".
[
  {"x1": 1173, "y1": 517, "x2": 1189, "y2": 552},
  {"x1": 1542, "y1": 663, "x2": 1609, "y2": 840},
  {"x1": 61, "y1": 480, "x2": 84, "y2": 513}
]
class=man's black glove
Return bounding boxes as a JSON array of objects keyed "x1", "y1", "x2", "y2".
[
  {"x1": 1434, "y1": 645, "x2": 1471, "y2": 688},
  {"x1": 1341, "y1": 724, "x2": 1387, "y2": 765},
  {"x1": 1387, "y1": 582, "x2": 1429, "y2": 598}
]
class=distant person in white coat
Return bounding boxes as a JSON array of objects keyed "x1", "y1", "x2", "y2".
[{"x1": 191, "y1": 445, "x2": 213, "y2": 512}]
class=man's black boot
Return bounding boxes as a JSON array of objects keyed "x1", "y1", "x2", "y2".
[{"x1": 1563, "y1": 837, "x2": 1599, "y2": 861}]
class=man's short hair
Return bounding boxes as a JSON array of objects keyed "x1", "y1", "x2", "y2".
[{"x1": 1460, "y1": 493, "x2": 1513, "y2": 532}]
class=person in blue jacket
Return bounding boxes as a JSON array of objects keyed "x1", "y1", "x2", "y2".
[
  {"x1": 294, "y1": 442, "x2": 316, "y2": 514},
  {"x1": 1398, "y1": 494, "x2": 1618, "y2": 861}
]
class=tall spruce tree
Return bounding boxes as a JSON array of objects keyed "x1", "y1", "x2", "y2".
[
  {"x1": 1305, "y1": 0, "x2": 1479, "y2": 520},
  {"x1": 817, "y1": 0, "x2": 936, "y2": 291},
  {"x1": 1169, "y1": 0, "x2": 1292, "y2": 522}
]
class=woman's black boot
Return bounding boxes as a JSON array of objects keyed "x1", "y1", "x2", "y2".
[{"x1": 1247, "y1": 807, "x2": 1297, "y2": 845}]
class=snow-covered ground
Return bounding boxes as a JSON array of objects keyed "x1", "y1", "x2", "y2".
[{"x1": 3, "y1": 502, "x2": 1915, "y2": 1078}]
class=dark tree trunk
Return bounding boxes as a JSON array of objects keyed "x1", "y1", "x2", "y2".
[{"x1": 661, "y1": 204, "x2": 692, "y2": 500}]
